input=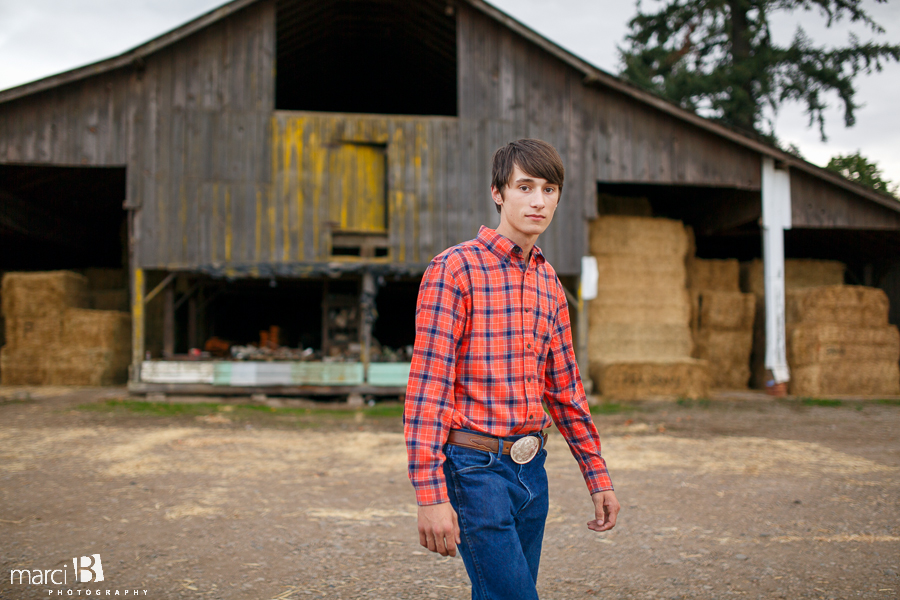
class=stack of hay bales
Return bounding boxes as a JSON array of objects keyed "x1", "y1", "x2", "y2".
[
  {"x1": 787, "y1": 286, "x2": 900, "y2": 395},
  {"x1": 588, "y1": 216, "x2": 709, "y2": 399},
  {"x1": 687, "y1": 259, "x2": 756, "y2": 389},
  {"x1": 740, "y1": 259, "x2": 846, "y2": 388},
  {"x1": 0, "y1": 271, "x2": 131, "y2": 386}
]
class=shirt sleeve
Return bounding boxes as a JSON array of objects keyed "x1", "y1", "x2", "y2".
[
  {"x1": 404, "y1": 258, "x2": 467, "y2": 506},
  {"x1": 543, "y1": 282, "x2": 614, "y2": 495}
]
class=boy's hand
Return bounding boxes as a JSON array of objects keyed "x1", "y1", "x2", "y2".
[
  {"x1": 587, "y1": 490, "x2": 620, "y2": 532},
  {"x1": 417, "y1": 502, "x2": 461, "y2": 557}
]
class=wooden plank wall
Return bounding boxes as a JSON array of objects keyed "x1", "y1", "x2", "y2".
[
  {"x1": 270, "y1": 112, "x2": 456, "y2": 268},
  {"x1": 456, "y1": 3, "x2": 763, "y2": 273},
  {"x1": 131, "y1": 0, "x2": 276, "y2": 270},
  {"x1": 0, "y1": 69, "x2": 130, "y2": 166},
  {"x1": 791, "y1": 169, "x2": 900, "y2": 229}
]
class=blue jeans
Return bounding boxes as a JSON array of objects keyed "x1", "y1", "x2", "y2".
[{"x1": 443, "y1": 431, "x2": 549, "y2": 600}]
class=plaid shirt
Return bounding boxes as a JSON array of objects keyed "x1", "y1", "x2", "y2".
[{"x1": 404, "y1": 226, "x2": 613, "y2": 506}]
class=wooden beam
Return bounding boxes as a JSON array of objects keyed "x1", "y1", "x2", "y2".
[{"x1": 144, "y1": 272, "x2": 176, "y2": 305}]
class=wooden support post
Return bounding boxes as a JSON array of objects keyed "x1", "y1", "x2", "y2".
[
  {"x1": 163, "y1": 282, "x2": 175, "y2": 358},
  {"x1": 360, "y1": 271, "x2": 376, "y2": 377},
  {"x1": 188, "y1": 296, "x2": 198, "y2": 350},
  {"x1": 762, "y1": 157, "x2": 792, "y2": 385}
]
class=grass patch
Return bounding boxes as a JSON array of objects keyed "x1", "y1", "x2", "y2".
[
  {"x1": 800, "y1": 398, "x2": 843, "y2": 407},
  {"x1": 590, "y1": 402, "x2": 631, "y2": 415},
  {"x1": 876, "y1": 399, "x2": 900, "y2": 406}
]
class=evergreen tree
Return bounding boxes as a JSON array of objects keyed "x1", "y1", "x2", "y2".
[
  {"x1": 826, "y1": 151, "x2": 898, "y2": 197},
  {"x1": 619, "y1": 0, "x2": 900, "y2": 140}
]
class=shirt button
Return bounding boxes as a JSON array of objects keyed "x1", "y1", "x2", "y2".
[
  {"x1": 525, "y1": 308, "x2": 530, "y2": 313},
  {"x1": 528, "y1": 415, "x2": 533, "y2": 419},
  {"x1": 527, "y1": 343, "x2": 531, "y2": 349},
  {"x1": 527, "y1": 376, "x2": 533, "y2": 382}
]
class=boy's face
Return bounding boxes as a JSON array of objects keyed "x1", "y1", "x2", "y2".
[{"x1": 491, "y1": 164, "x2": 560, "y2": 241}]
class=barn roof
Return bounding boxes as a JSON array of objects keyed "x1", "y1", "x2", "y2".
[{"x1": 0, "y1": 0, "x2": 897, "y2": 213}]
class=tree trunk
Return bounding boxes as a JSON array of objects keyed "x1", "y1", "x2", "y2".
[{"x1": 727, "y1": 0, "x2": 757, "y2": 132}]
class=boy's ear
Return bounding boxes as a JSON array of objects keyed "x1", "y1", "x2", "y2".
[{"x1": 491, "y1": 186, "x2": 504, "y2": 209}]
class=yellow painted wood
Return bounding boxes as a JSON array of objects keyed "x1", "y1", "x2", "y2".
[
  {"x1": 327, "y1": 143, "x2": 386, "y2": 232},
  {"x1": 132, "y1": 268, "x2": 145, "y2": 367}
]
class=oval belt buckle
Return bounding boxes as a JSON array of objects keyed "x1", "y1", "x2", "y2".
[{"x1": 509, "y1": 435, "x2": 540, "y2": 464}]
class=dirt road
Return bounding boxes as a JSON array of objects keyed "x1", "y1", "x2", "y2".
[{"x1": 1, "y1": 388, "x2": 898, "y2": 599}]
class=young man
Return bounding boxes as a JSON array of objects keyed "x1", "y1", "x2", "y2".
[{"x1": 404, "y1": 139, "x2": 619, "y2": 599}]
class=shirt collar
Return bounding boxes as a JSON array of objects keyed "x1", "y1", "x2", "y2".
[{"x1": 476, "y1": 225, "x2": 545, "y2": 265}]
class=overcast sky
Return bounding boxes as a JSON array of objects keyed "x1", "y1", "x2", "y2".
[{"x1": 1, "y1": 0, "x2": 898, "y2": 184}]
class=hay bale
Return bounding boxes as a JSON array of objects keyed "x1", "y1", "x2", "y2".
[
  {"x1": 790, "y1": 361, "x2": 900, "y2": 396},
  {"x1": 740, "y1": 259, "x2": 845, "y2": 297},
  {"x1": 62, "y1": 309, "x2": 131, "y2": 351},
  {"x1": 590, "y1": 216, "x2": 690, "y2": 258},
  {"x1": 1, "y1": 271, "x2": 89, "y2": 319},
  {"x1": 595, "y1": 255, "x2": 686, "y2": 291},
  {"x1": 45, "y1": 348, "x2": 130, "y2": 386},
  {"x1": 788, "y1": 324, "x2": 900, "y2": 367},
  {"x1": 81, "y1": 268, "x2": 128, "y2": 291},
  {"x1": 589, "y1": 323, "x2": 693, "y2": 362},
  {"x1": 687, "y1": 258, "x2": 740, "y2": 292},
  {"x1": 589, "y1": 289, "x2": 691, "y2": 325},
  {"x1": 693, "y1": 329, "x2": 754, "y2": 389},
  {"x1": 3, "y1": 315, "x2": 65, "y2": 350},
  {"x1": 691, "y1": 291, "x2": 756, "y2": 332},
  {"x1": 91, "y1": 290, "x2": 130, "y2": 312},
  {"x1": 0, "y1": 346, "x2": 46, "y2": 385},
  {"x1": 591, "y1": 359, "x2": 710, "y2": 400},
  {"x1": 786, "y1": 286, "x2": 889, "y2": 327}
]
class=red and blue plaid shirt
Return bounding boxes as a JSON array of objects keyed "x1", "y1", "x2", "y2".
[{"x1": 404, "y1": 226, "x2": 613, "y2": 505}]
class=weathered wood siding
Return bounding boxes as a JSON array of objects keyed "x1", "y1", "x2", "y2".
[
  {"x1": 455, "y1": 3, "x2": 763, "y2": 273},
  {"x1": 790, "y1": 169, "x2": 900, "y2": 229},
  {"x1": 131, "y1": 0, "x2": 276, "y2": 270},
  {"x1": 0, "y1": 70, "x2": 130, "y2": 166},
  {"x1": 270, "y1": 113, "x2": 459, "y2": 267}
]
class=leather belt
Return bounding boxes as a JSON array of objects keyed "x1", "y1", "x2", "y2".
[{"x1": 447, "y1": 429, "x2": 547, "y2": 464}]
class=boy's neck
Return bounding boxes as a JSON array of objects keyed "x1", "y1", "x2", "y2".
[{"x1": 495, "y1": 222, "x2": 538, "y2": 258}]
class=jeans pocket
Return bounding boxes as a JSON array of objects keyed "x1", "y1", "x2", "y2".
[{"x1": 445, "y1": 444, "x2": 496, "y2": 474}]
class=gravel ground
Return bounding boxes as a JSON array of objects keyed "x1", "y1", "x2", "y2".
[{"x1": 0, "y1": 387, "x2": 898, "y2": 600}]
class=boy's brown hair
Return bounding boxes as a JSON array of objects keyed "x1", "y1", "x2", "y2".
[{"x1": 491, "y1": 139, "x2": 565, "y2": 213}]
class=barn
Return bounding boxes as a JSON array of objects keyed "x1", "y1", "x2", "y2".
[{"x1": 1, "y1": 0, "x2": 898, "y2": 397}]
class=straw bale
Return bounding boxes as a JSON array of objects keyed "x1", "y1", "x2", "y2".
[
  {"x1": 687, "y1": 258, "x2": 740, "y2": 292},
  {"x1": 0, "y1": 346, "x2": 47, "y2": 385},
  {"x1": 45, "y1": 347, "x2": 129, "y2": 386},
  {"x1": 591, "y1": 359, "x2": 710, "y2": 400},
  {"x1": 790, "y1": 361, "x2": 900, "y2": 396},
  {"x1": 3, "y1": 315, "x2": 64, "y2": 350},
  {"x1": 597, "y1": 194, "x2": 653, "y2": 217},
  {"x1": 91, "y1": 290, "x2": 130, "y2": 312},
  {"x1": 786, "y1": 286, "x2": 889, "y2": 327},
  {"x1": 787, "y1": 324, "x2": 900, "y2": 367},
  {"x1": 81, "y1": 268, "x2": 128, "y2": 291},
  {"x1": 589, "y1": 288, "x2": 691, "y2": 325},
  {"x1": 62, "y1": 309, "x2": 131, "y2": 351},
  {"x1": 589, "y1": 216, "x2": 690, "y2": 258},
  {"x1": 594, "y1": 255, "x2": 686, "y2": 291},
  {"x1": 1, "y1": 271, "x2": 89, "y2": 318},
  {"x1": 740, "y1": 259, "x2": 845, "y2": 297},
  {"x1": 691, "y1": 291, "x2": 756, "y2": 332},
  {"x1": 589, "y1": 323, "x2": 693, "y2": 362},
  {"x1": 693, "y1": 329, "x2": 753, "y2": 389}
]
